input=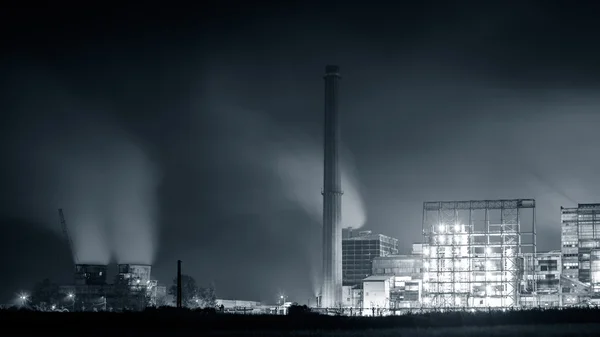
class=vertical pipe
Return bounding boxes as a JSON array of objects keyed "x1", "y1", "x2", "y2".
[
  {"x1": 322, "y1": 65, "x2": 343, "y2": 309},
  {"x1": 177, "y1": 260, "x2": 182, "y2": 308}
]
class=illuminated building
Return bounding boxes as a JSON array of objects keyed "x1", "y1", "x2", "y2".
[
  {"x1": 422, "y1": 199, "x2": 536, "y2": 309},
  {"x1": 362, "y1": 275, "x2": 392, "y2": 315},
  {"x1": 560, "y1": 204, "x2": 600, "y2": 304},
  {"x1": 342, "y1": 231, "x2": 399, "y2": 287},
  {"x1": 341, "y1": 285, "x2": 363, "y2": 308},
  {"x1": 520, "y1": 251, "x2": 562, "y2": 307},
  {"x1": 372, "y1": 255, "x2": 422, "y2": 309}
]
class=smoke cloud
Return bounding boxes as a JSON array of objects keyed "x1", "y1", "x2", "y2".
[
  {"x1": 274, "y1": 143, "x2": 367, "y2": 229},
  {"x1": 211, "y1": 105, "x2": 367, "y2": 228},
  {"x1": 1, "y1": 68, "x2": 160, "y2": 266}
]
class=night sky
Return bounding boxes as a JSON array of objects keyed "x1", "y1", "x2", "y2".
[{"x1": 1, "y1": 1, "x2": 600, "y2": 304}]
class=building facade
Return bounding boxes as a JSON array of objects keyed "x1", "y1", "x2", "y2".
[
  {"x1": 372, "y1": 255, "x2": 422, "y2": 309},
  {"x1": 561, "y1": 204, "x2": 600, "y2": 289},
  {"x1": 520, "y1": 251, "x2": 562, "y2": 307},
  {"x1": 422, "y1": 199, "x2": 536, "y2": 309},
  {"x1": 342, "y1": 231, "x2": 399, "y2": 287}
]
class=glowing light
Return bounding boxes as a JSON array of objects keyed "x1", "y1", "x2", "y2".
[
  {"x1": 423, "y1": 247, "x2": 430, "y2": 256},
  {"x1": 486, "y1": 247, "x2": 492, "y2": 255},
  {"x1": 67, "y1": 293, "x2": 74, "y2": 299},
  {"x1": 439, "y1": 235, "x2": 445, "y2": 244},
  {"x1": 438, "y1": 224, "x2": 445, "y2": 233},
  {"x1": 454, "y1": 224, "x2": 460, "y2": 232},
  {"x1": 424, "y1": 262, "x2": 430, "y2": 269}
]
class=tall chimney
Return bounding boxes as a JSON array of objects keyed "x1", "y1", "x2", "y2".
[
  {"x1": 321, "y1": 65, "x2": 343, "y2": 308},
  {"x1": 176, "y1": 260, "x2": 182, "y2": 308}
]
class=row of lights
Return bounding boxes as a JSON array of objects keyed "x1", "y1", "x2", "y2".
[
  {"x1": 424, "y1": 247, "x2": 514, "y2": 256},
  {"x1": 437, "y1": 224, "x2": 466, "y2": 234}
]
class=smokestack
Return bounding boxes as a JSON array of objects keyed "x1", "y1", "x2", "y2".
[
  {"x1": 176, "y1": 260, "x2": 182, "y2": 308},
  {"x1": 321, "y1": 65, "x2": 343, "y2": 308}
]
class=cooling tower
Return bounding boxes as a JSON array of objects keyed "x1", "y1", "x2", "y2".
[{"x1": 321, "y1": 65, "x2": 343, "y2": 308}]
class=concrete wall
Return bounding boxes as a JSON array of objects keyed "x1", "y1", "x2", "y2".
[{"x1": 363, "y1": 278, "x2": 391, "y2": 312}]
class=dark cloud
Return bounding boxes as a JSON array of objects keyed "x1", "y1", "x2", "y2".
[{"x1": 1, "y1": 1, "x2": 600, "y2": 303}]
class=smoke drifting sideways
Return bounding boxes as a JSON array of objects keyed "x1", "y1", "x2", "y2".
[
  {"x1": 213, "y1": 105, "x2": 367, "y2": 229},
  {"x1": 1, "y1": 72, "x2": 160, "y2": 266},
  {"x1": 274, "y1": 142, "x2": 367, "y2": 229}
]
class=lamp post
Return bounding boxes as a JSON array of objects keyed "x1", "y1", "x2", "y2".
[
  {"x1": 67, "y1": 293, "x2": 75, "y2": 311},
  {"x1": 18, "y1": 293, "x2": 28, "y2": 308}
]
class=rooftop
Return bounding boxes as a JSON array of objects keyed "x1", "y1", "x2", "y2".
[
  {"x1": 373, "y1": 255, "x2": 420, "y2": 260},
  {"x1": 344, "y1": 232, "x2": 398, "y2": 242},
  {"x1": 363, "y1": 275, "x2": 393, "y2": 282}
]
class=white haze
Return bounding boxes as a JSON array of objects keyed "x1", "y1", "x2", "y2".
[
  {"x1": 211, "y1": 105, "x2": 367, "y2": 229},
  {"x1": 273, "y1": 142, "x2": 367, "y2": 229},
  {"x1": 3, "y1": 69, "x2": 161, "y2": 265}
]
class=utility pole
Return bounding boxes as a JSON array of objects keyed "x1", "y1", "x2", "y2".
[{"x1": 176, "y1": 260, "x2": 182, "y2": 308}]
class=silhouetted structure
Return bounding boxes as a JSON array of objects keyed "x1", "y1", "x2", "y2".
[{"x1": 177, "y1": 260, "x2": 182, "y2": 308}]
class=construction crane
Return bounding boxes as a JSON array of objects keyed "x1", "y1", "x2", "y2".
[{"x1": 59, "y1": 208, "x2": 79, "y2": 265}]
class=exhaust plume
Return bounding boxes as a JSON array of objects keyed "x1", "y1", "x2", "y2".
[
  {"x1": 1, "y1": 68, "x2": 160, "y2": 265},
  {"x1": 213, "y1": 105, "x2": 367, "y2": 228}
]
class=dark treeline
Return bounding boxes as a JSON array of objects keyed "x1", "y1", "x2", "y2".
[{"x1": 2, "y1": 306, "x2": 600, "y2": 335}]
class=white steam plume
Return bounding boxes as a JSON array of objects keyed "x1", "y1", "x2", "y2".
[
  {"x1": 273, "y1": 141, "x2": 367, "y2": 229},
  {"x1": 214, "y1": 105, "x2": 367, "y2": 229},
  {"x1": 108, "y1": 140, "x2": 160, "y2": 265},
  {"x1": 47, "y1": 129, "x2": 160, "y2": 266},
  {"x1": 2, "y1": 69, "x2": 161, "y2": 266}
]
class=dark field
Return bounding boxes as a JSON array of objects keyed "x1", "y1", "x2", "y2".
[{"x1": 2, "y1": 308, "x2": 600, "y2": 336}]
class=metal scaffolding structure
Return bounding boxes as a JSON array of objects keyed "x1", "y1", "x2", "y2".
[{"x1": 422, "y1": 199, "x2": 536, "y2": 309}]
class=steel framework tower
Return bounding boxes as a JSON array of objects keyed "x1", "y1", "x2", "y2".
[
  {"x1": 321, "y1": 65, "x2": 343, "y2": 308},
  {"x1": 422, "y1": 199, "x2": 536, "y2": 309}
]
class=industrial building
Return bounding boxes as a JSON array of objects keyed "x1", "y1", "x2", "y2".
[
  {"x1": 371, "y1": 254, "x2": 422, "y2": 310},
  {"x1": 520, "y1": 251, "x2": 561, "y2": 307},
  {"x1": 321, "y1": 197, "x2": 600, "y2": 313},
  {"x1": 421, "y1": 199, "x2": 537, "y2": 309},
  {"x1": 561, "y1": 204, "x2": 600, "y2": 289},
  {"x1": 59, "y1": 263, "x2": 166, "y2": 311},
  {"x1": 560, "y1": 203, "x2": 600, "y2": 305},
  {"x1": 342, "y1": 231, "x2": 399, "y2": 287}
]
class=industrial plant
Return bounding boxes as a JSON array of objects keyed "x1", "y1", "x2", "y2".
[
  {"x1": 11, "y1": 66, "x2": 600, "y2": 316},
  {"x1": 314, "y1": 65, "x2": 600, "y2": 315},
  {"x1": 54, "y1": 209, "x2": 166, "y2": 311}
]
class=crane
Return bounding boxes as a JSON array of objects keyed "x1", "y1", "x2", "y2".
[{"x1": 59, "y1": 208, "x2": 79, "y2": 265}]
